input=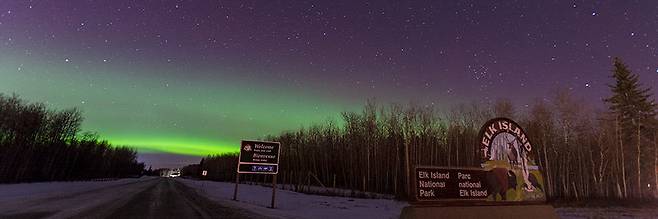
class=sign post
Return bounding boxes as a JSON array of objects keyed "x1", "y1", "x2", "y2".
[
  {"x1": 233, "y1": 172, "x2": 239, "y2": 200},
  {"x1": 201, "y1": 170, "x2": 207, "y2": 192},
  {"x1": 271, "y1": 174, "x2": 277, "y2": 208},
  {"x1": 234, "y1": 140, "x2": 281, "y2": 208}
]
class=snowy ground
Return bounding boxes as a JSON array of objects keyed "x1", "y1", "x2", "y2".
[
  {"x1": 177, "y1": 178, "x2": 408, "y2": 219},
  {"x1": 245, "y1": 181, "x2": 395, "y2": 199},
  {"x1": 180, "y1": 178, "x2": 658, "y2": 219}
]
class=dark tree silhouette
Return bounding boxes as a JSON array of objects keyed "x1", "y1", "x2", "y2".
[{"x1": 0, "y1": 94, "x2": 144, "y2": 183}]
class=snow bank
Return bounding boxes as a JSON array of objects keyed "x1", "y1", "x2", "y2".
[
  {"x1": 242, "y1": 181, "x2": 395, "y2": 199},
  {"x1": 177, "y1": 178, "x2": 408, "y2": 219}
]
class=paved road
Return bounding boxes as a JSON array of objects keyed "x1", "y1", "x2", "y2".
[
  {"x1": 0, "y1": 178, "x2": 264, "y2": 219},
  {"x1": 104, "y1": 178, "x2": 258, "y2": 219}
]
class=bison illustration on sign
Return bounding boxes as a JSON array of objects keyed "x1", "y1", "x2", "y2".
[{"x1": 486, "y1": 168, "x2": 517, "y2": 201}]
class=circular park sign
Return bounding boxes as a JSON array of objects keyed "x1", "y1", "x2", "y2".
[{"x1": 478, "y1": 117, "x2": 546, "y2": 202}]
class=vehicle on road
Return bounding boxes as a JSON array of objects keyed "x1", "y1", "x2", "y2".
[{"x1": 169, "y1": 169, "x2": 181, "y2": 178}]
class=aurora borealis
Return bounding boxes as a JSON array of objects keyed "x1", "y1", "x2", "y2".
[
  {"x1": 1, "y1": 1, "x2": 657, "y2": 167},
  {"x1": 0, "y1": 50, "x2": 351, "y2": 157}
]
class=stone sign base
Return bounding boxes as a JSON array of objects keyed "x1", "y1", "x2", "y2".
[{"x1": 400, "y1": 204, "x2": 558, "y2": 219}]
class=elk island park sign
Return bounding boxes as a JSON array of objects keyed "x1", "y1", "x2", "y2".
[
  {"x1": 404, "y1": 118, "x2": 557, "y2": 219},
  {"x1": 413, "y1": 118, "x2": 546, "y2": 203}
]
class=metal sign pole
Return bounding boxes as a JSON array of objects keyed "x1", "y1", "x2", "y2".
[
  {"x1": 233, "y1": 172, "x2": 240, "y2": 201},
  {"x1": 201, "y1": 170, "x2": 207, "y2": 193},
  {"x1": 270, "y1": 174, "x2": 277, "y2": 208}
]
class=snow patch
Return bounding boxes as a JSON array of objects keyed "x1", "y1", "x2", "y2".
[{"x1": 177, "y1": 178, "x2": 408, "y2": 219}]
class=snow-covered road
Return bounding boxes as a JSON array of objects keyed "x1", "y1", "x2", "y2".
[
  {"x1": 0, "y1": 177, "x2": 264, "y2": 218},
  {"x1": 0, "y1": 177, "x2": 159, "y2": 218}
]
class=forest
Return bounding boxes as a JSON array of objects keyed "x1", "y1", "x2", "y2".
[
  {"x1": 193, "y1": 58, "x2": 657, "y2": 202},
  {"x1": 0, "y1": 94, "x2": 144, "y2": 183}
]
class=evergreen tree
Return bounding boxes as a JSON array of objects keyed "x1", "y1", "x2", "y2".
[
  {"x1": 604, "y1": 57, "x2": 657, "y2": 198},
  {"x1": 605, "y1": 57, "x2": 656, "y2": 128}
]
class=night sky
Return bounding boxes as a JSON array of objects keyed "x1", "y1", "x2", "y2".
[{"x1": 1, "y1": 1, "x2": 657, "y2": 168}]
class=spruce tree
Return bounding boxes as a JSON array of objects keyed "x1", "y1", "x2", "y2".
[
  {"x1": 605, "y1": 58, "x2": 656, "y2": 127},
  {"x1": 604, "y1": 57, "x2": 657, "y2": 198}
]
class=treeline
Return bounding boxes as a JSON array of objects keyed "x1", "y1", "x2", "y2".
[
  {"x1": 197, "y1": 58, "x2": 657, "y2": 201},
  {"x1": 194, "y1": 153, "x2": 238, "y2": 181},
  {"x1": 0, "y1": 94, "x2": 144, "y2": 183}
]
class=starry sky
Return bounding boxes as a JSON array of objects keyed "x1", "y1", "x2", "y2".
[{"x1": 1, "y1": 1, "x2": 657, "y2": 168}]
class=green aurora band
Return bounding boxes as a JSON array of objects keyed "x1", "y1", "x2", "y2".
[{"x1": 0, "y1": 50, "x2": 358, "y2": 156}]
